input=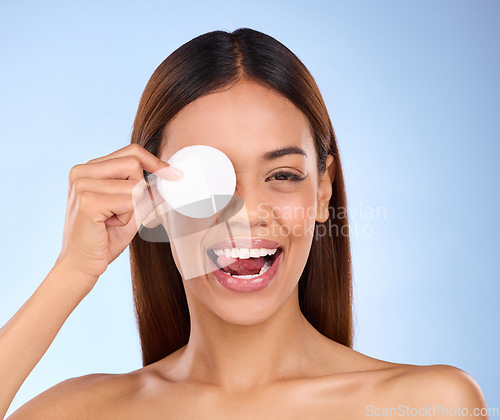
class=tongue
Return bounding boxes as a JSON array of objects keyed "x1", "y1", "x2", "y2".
[{"x1": 216, "y1": 255, "x2": 266, "y2": 275}]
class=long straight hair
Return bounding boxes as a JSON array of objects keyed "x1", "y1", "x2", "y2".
[{"x1": 130, "y1": 28, "x2": 353, "y2": 367}]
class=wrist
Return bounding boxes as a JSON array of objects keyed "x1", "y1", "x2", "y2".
[{"x1": 52, "y1": 257, "x2": 99, "y2": 295}]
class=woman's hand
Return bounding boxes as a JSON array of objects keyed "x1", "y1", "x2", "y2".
[{"x1": 56, "y1": 143, "x2": 182, "y2": 288}]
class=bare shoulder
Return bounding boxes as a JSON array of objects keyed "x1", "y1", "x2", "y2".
[
  {"x1": 326, "y1": 345, "x2": 488, "y2": 417},
  {"x1": 7, "y1": 372, "x2": 143, "y2": 420},
  {"x1": 377, "y1": 364, "x2": 488, "y2": 417}
]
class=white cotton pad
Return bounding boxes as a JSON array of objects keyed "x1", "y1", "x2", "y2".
[{"x1": 156, "y1": 145, "x2": 236, "y2": 218}]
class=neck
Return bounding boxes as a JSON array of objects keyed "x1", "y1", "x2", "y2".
[{"x1": 165, "y1": 285, "x2": 331, "y2": 392}]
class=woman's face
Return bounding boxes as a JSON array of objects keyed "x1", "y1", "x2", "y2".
[{"x1": 158, "y1": 79, "x2": 333, "y2": 326}]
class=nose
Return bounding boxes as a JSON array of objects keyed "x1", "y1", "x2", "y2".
[{"x1": 221, "y1": 180, "x2": 272, "y2": 233}]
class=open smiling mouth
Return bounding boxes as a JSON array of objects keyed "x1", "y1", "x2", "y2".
[{"x1": 207, "y1": 247, "x2": 283, "y2": 280}]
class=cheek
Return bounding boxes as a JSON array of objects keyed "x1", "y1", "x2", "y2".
[{"x1": 268, "y1": 187, "x2": 318, "y2": 239}]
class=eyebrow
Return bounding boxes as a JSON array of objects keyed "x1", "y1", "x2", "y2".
[{"x1": 262, "y1": 146, "x2": 307, "y2": 160}]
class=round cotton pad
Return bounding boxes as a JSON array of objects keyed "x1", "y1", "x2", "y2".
[{"x1": 156, "y1": 145, "x2": 236, "y2": 218}]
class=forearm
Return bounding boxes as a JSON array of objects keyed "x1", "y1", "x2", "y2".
[{"x1": 0, "y1": 263, "x2": 94, "y2": 418}]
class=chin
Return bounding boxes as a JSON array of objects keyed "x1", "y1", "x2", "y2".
[{"x1": 211, "y1": 302, "x2": 279, "y2": 327}]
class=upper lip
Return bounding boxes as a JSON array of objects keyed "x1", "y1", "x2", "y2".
[{"x1": 207, "y1": 238, "x2": 283, "y2": 251}]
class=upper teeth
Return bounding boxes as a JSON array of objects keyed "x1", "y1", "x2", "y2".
[{"x1": 212, "y1": 248, "x2": 278, "y2": 259}]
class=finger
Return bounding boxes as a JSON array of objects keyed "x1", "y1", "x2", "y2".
[
  {"x1": 71, "y1": 177, "x2": 147, "y2": 198},
  {"x1": 68, "y1": 159, "x2": 149, "y2": 199},
  {"x1": 86, "y1": 143, "x2": 148, "y2": 164},
  {"x1": 69, "y1": 156, "x2": 147, "y2": 185},
  {"x1": 71, "y1": 177, "x2": 170, "y2": 228},
  {"x1": 70, "y1": 178, "x2": 148, "y2": 220},
  {"x1": 132, "y1": 182, "x2": 173, "y2": 228},
  {"x1": 104, "y1": 213, "x2": 133, "y2": 226},
  {"x1": 86, "y1": 143, "x2": 183, "y2": 180},
  {"x1": 78, "y1": 191, "x2": 135, "y2": 224},
  {"x1": 70, "y1": 157, "x2": 181, "y2": 196}
]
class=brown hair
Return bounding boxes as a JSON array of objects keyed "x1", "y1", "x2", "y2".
[{"x1": 129, "y1": 28, "x2": 353, "y2": 367}]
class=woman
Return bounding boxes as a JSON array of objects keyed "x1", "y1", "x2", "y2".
[{"x1": 1, "y1": 28, "x2": 488, "y2": 419}]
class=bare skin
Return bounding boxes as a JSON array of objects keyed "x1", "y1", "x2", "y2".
[{"x1": 3, "y1": 80, "x2": 488, "y2": 419}]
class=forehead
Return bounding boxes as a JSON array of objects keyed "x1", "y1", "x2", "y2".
[{"x1": 159, "y1": 79, "x2": 315, "y2": 163}]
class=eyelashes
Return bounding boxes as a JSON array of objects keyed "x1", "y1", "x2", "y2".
[{"x1": 266, "y1": 171, "x2": 307, "y2": 183}]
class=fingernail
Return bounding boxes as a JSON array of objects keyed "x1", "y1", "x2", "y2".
[{"x1": 156, "y1": 164, "x2": 183, "y2": 180}]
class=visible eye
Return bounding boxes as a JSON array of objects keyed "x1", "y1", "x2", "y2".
[{"x1": 266, "y1": 171, "x2": 307, "y2": 183}]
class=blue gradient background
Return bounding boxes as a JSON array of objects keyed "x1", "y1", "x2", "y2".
[{"x1": 1, "y1": 0, "x2": 498, "y2": 415}]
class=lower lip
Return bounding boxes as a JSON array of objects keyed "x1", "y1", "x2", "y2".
[{"x1": 207, "y1": 249, "x2": 283, "y2": 293}]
